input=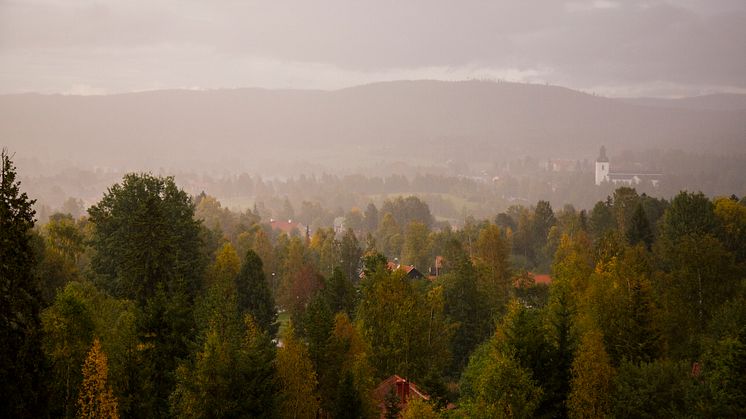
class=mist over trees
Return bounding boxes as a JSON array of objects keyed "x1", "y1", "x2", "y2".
[
  {"x1": 3, "y1": 0, "x2": 745, "y2": 415},
  {"x1": 2, "y1": 147, "x2": 745, "y2": 417}
]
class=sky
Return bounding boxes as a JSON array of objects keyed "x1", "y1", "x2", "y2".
[{"x1": 1, "y1": 0, "x2": 745, "y2": 97}]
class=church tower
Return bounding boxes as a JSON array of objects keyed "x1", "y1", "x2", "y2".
[{"x1": 595, "y1": 146, "x2": 609, "y2": 185}]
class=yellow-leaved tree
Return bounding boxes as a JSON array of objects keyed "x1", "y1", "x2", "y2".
[
  {"x1": 77, "y1": 337, "x2": 119, "y2": 419},
  {"x1": 567, "y1": 329, "x2": 614, "y2": 419},
  {"x1": 276, "y1": 324, "x2": 320, "y2": 419}
]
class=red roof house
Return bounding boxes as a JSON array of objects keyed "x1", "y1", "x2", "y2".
[
  {"x1": 532, "y1": 273, "x2": 552, "y2": 285},
  {"x1": 373, "y1": 375, "x2": 430, "y2": 417},
  {"x1": 269, "y1": 219, "x2": 307, "y2": 236}
]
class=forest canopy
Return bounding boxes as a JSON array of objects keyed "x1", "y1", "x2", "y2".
[{"x1": 2, "y1": 150, "x2": 745, "y2": 418}]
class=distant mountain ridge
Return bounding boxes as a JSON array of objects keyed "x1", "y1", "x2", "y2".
[
  {"x1": 1, "y1": 80, "x2": 744, "y2": 174},
  {"x1": 621, "y1": 93, "x2": 746, "y2": 111}
]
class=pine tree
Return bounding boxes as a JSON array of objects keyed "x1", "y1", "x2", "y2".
[
  {"x1": 78, "y1": 338, "x2": 119, "y2": 419},
  {"x1": 0, "y1": 149, "x2": 46, "y2": 417}
]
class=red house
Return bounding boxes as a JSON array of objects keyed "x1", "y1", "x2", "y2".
[
  {"x1": 373, "y1": 375, "x2": 430, "y2": 417},
  {"x1": 269, "y1": 219, "x2": 308, "y2": 236}
]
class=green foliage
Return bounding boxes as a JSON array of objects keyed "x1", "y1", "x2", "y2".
[
  {"x1": 44, "y1": 213, "x2": 86, "y2": 264},
  {"x1": 310, "y1": 227, "x2": 337, "y2": 277},
  {"x1": 586, "y1": 245, "x2": 660, "y2": 364},
  {"x1": 171, "y1": 315, "x2": 278, "y2": 418},
  {"x1": 521, "y1": 200, "x2": 556, "y2": 269},
  {"x1": 362, "y1": 251, "x2": 388, "y2": 277},
  {"x1": 611, "y1": 187, "x2": 640, "y2": 234},
  {"x1": 276, "y1": 324, "x2": 320, "y2": 419},
  {"x1": 381, "y1": 195, "x2": 434, "y2": 229},
  {"x1": 401, "y1": 221, "x2": 432, "y2": 271},
  {"x1": 377, "y1": 212, "x2": 403, "y2": 260},
  {"x1": 0, "y1": 149, "x2": 46, "y2": 418},
  {"x1": 493, "y1": 300, "x2": 560, "y2": 417},
  {"x1": 357, "y1": 268, "x2": 452, "y2": 381},
  {"x1": 567, "y1": 329, "x2": 614, "y2": 419},
  {"x1": 589, "y1": 199, "x2": 614, "y2": 241},
  {"x1": 33, "y1": 230, "x2": 80, "y2": 306},
  {"x1": 627, "y1": 202, "x2": 654, "y2": 249},
  {"x1": 714, "y1": 196, "x2": 746, "y2": 263},
  {"x1": 324, "y1": 313, "x2": 375, "y2": 418},
  {"x1": 552, "y1": 233, "x2": 593, "y2": 298},
  {"x1": 611, "y1": 359, "x2": 693, "y2": 418},
  {"x1": 340, "y1": 228, "x2": 363, "y2": 282},
  {"x1": 474, "y1": 224, "x2": 512, "y2": 320},
  {"x1": 460, "y1": 339, "x2": 542, "y2": 419},
  {"x1": 543, "y1": 242, "x2": 584, "y2": 416},
  {"x1": 657, "y1": 234, "x2": 737, "y2": 357},
  {"x1": 88, "y1": 174, "x2": 208, "y2": 415},
  {"x1": 43, "y1": 281, "x2": 138, "y2": 415},
  {"x1": 441, "y1": 239, "x2": 487, "y2": 374},
  {"x1": 194, "y1": 193, "x2": 258, "y2": 243},
  {"x1": 401, "y1": 397, "x2": 439, "y2": 419},
  {"x1": 333, "y1": 371, "x2": 366, "y2": 419},
  {"x1": 237, "y1": 249, "x2": 278, "y2": 336},
  {"x1": 692, "y1": 336, "x2": 746, "y2": 417},
  {"x1": 23, "y1": 179, "x2": 746, "y2": 417},
  {"x1": 324, "y1": 267, "x2": 356, "y2": 317},
  {"x1": 301, "y1": 291, "x2": 334, "y2": 373},
  {"x1": 42, "y1": 289, "x2": 95, "y2": 418},
  {"x1": 136, "y1": 284, "x2": 195, "y2": 416},
  {"x1": 364, "y1": 203, "x2": 379, "y2": 232},
  {"x1": 89, "y1": 173, "x2": 205, "y2": 303},
  {"x1": 661, "y1": 191, "x2": 718, "y2": 242}
]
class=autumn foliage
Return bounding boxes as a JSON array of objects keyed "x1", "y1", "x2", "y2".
[{"x1": 77, "y1": 338, "x2": 119, "y2": 419}]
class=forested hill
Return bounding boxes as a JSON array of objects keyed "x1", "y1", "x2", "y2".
[{"x1": 2, "y1": 80, "x2": 745, "y2": 174}]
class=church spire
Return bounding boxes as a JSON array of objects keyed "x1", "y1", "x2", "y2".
[{"x1": 597, "y1": 145, "x2": 609, "y2": 163}]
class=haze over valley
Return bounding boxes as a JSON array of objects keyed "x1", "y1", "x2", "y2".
[{"x1": 2, "y1": 1, "x2": 746, "y2": 418}]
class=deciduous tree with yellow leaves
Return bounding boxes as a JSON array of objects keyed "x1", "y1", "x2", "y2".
[{"x1": 77, "y1": 338, "x2": 119, "y2": 419}]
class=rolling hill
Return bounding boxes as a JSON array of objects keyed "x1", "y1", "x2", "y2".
[{"x1": 1, "y1": 80, "x2": 744, "y2": 175}]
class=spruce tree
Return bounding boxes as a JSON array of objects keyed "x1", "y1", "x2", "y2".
[
  {"x1": 88, "y1": 173, "x2": 205, "y2": 416},
  {"x1": 236, "y1": 249, "x2": 279, "y2": 336},
  {"x1": 627, "y1": 203, "x2": 654, "y2": 249},
  {"x1": 0, "y1": 149, "x2": 46, "y2": 418},
  {"x1": 333, "y1": 371, "x2": 365, "y2": 419}
]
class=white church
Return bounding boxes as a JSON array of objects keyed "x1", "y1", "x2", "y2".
[{"x1": 595, "y1": 146, "x2": 662, "y2": 187}]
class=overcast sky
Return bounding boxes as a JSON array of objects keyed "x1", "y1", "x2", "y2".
[{"x1": 1, "y1": 0, "x2": 744, "y2": 97}]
